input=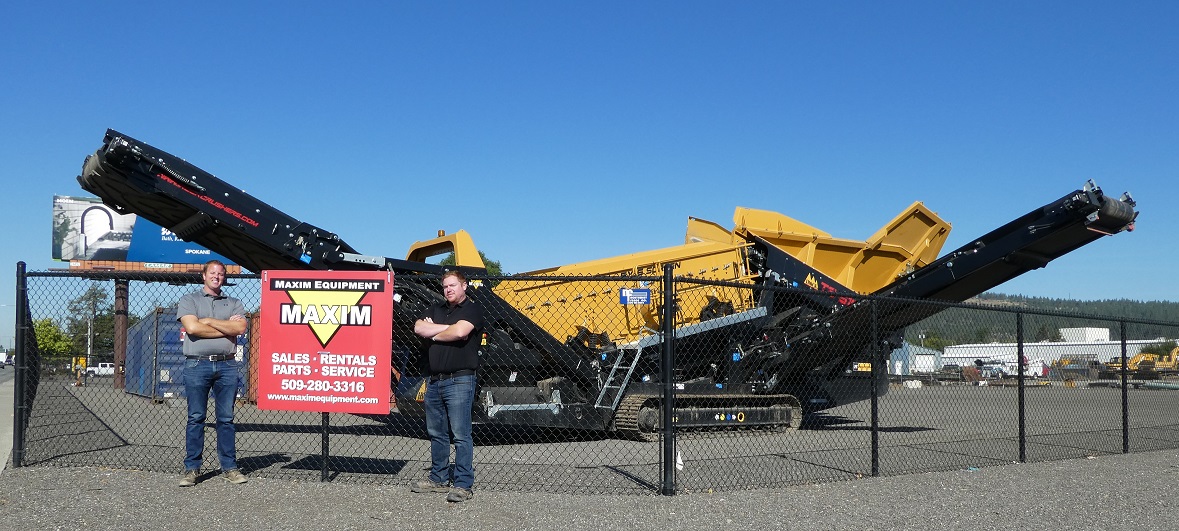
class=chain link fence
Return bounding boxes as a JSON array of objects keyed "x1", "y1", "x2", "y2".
[{"x1": 11, "y1": 265, "x2": 1179, "y2": 494}]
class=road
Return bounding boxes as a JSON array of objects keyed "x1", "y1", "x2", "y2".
[{"x1": 1, "y1": 368, "x2": 13, "y2": 473}]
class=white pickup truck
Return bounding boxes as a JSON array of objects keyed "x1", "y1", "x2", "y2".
[{"x1": 86, "y1": 362, "x2": 115, "y2": 377}]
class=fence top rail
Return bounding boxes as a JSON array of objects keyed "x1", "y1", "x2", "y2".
[
  {"x1": 24, "y1": 269, "x2": 259, "y2": 283},
  {"x1": 22, "y1": 269, "x2": 1177, "y2": 329}
]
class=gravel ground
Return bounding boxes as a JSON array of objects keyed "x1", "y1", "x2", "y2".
[
  {"x1": 5, "y1": 372, "x2": 1179, "y2": 529},
  {"x1": 2, "y1": 448, "x2": 1179, "y2": 530}
]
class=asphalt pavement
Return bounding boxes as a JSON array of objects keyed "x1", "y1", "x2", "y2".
[
  {"x1": 3, "y1": 374, "x2": 1179, "y2": 530},
  {"x1": 1, "y1": 368, "x2": 13, "y2": 474}
]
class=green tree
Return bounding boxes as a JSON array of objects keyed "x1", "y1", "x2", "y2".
[
  {"x1": 920, "y1": 330, "x2": 952, "y2": 351},
  {"x1": 33, "y1": 318, "x2": 73, "y2": 360},
  {"x1": 1140, "y1": 340, "x2": 1177, "y2": 356},
  {"x1": 439, "y1": 250, "x2": 504, "y2": 276},
  {"x1": 440, "y1": 250, "x2": 505, "y2": 288},
  {"x1": 65, "y1": 283, "x2": 115, "y2": 360},
  {"x1": 1032, "y1": 324, "x2": 1064, "y2": 342}
]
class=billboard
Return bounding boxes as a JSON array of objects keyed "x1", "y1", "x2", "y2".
[{"x1": 53, "y1": 195, "x2": 237, "y2": 267}]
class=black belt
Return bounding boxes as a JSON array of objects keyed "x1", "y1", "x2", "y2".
[
  {"x1": 187, "y1": 354, "x2": 236, "y2": 362},
  {"x1": 429, "y1": 369, "x2": 475, "y2": 382}
]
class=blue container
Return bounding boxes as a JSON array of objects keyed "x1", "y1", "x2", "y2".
[{"x1": 125, "y1": 307, "x2": 248, "y2": 400}]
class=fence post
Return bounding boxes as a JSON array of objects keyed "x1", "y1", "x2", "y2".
[
  {"x1": 1016, "y1": 312, "x2": 1026, "y2": 463},
  {"x1": 321, "y1": 412, "x2": 331, "y2": 481},
  {"x1": 660, "y1": 263, "x2": 676, "y2": 496},
  {"x1": 870, "y1": 299, "x2": 880, "y2": 477},
  {"x1": 1120, "y1": 320, "x2": 1129, "y2": 454},
  {"x1": 12, "y1": 261, "x2": 27, "y2": 468},
  {"x1": 151, "y1": 309, "x2": 161, "y2": 400},
  {"x1": 114, "y1": 280, "x2": 128, "y2": 390}
]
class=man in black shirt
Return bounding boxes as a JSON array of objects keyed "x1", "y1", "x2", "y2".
[{"x1": 411, "y1": 270, "x2": 483, "y2": 502}]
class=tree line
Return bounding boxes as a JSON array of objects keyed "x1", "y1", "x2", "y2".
[{"x1": 904, "y1": 292, "x2": 1179, "y2": 351}]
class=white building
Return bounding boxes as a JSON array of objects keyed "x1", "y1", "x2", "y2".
[
  {"x1": 906, "y1": 328, "x2": 1168, "y2": 377},
  {"x1": 889, "y1": 343, "x2": 943, "y2": 374},
  {"x1": 1059, "y1": 327, "x2": 1110, "y2": 343}
]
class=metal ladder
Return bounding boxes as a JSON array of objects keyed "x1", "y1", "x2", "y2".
[{"x1": 594, "y1": 345, "x2": 644, "y2": 410}]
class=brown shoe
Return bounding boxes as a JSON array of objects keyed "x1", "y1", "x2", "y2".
[
  {"x1": 223, "y1": 469, "x2": 248, "y2": 485},
  {"x1": 411, "y1": 479, "x2": 450, "y2": 493},
  {"x1": 178, "y1": 469, "x2": 199, "y2": 487}
]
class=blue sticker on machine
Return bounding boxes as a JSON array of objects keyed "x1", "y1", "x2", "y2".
[{"x1": 619, "y1": 288, "x2": 651, "y2": 305}]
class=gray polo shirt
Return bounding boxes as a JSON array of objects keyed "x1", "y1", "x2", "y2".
[{"x1": 176, "y1": 290, "x2": 247, "y2": 357}]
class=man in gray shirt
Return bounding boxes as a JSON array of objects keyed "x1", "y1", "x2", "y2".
[{"x1": 176, "y1": 260, "x2": 248, "y2": 487}]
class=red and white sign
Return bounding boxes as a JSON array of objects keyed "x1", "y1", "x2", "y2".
[{"x1": 257, "y1": 270, "x2": 393, "y2": 414}]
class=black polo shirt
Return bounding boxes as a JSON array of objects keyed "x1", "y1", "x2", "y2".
[{"x1": 422, "y1": 298, "x2": 484, "y2": 374}]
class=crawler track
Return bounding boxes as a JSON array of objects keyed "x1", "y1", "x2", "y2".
[{"x1": 614, "y1": 392, "x2": 803, "y2": 442}]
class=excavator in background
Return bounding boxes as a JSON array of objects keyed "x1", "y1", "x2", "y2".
[
  {"x1": 76, "y1": 129, "x2": 1139, "y2": 439},
  {"x1": 1137, "y1": 348, "x2": 1179, "y2": 378},
  {"x1": 1050, "y1": 356, "x2": 1103, "y2": 380},
  {"x1": 1099, "y1": 347, "x2": 1179, "y2": 380}
]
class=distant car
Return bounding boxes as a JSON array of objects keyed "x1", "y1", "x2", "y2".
[
  {"x1": 938, "y1": 364, "x2": 961, "y2": 376},
  {"x1": 979, "y1": 364, "x2": 1008, "y2": 379},
  {"x1": 86, "y1": 362, "x2": 116, "y2": 377}
]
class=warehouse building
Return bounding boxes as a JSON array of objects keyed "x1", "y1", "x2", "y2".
[{"x1": 894, "y1": 328, "x2": 1168, "y2": 376}]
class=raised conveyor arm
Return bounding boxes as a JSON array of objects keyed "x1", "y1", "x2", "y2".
[
  {"x1": 782, "y1": 181, "x2": 1138, "y2": 375},
  {"x1": 78, "y1": 129, "x2": 389, "y2": 273},
  {"x1": 879, "y1": 180, "x2": 1136, "y2": 302}
]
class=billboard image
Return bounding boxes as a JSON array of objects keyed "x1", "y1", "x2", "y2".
[{"x1": 53, "y1": 195, "x2": 236, "y2": 267}]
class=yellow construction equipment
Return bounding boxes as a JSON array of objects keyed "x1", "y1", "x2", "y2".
[
  {"x1": 490, "y1": 204, "x2": 950, "y2": 346},
  {"x1": 78, "y1": 129, "x2": 1140, "y2": 439},
  {"x1": 1101, "y1": 346, "x2": 1179, "y2": 379}
]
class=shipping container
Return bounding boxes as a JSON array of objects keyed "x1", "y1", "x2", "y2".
[{"x1": 125, "y1": 306, "x2": 249, "y2": 400}]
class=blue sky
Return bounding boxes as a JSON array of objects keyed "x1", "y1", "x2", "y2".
[{"x1": 2, "y1": 1, "x2": 1176, "y2": 347}]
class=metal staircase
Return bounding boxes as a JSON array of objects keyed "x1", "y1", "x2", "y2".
[{"x1": 595, "y1": 345, "x2": 645, "y2": 410}]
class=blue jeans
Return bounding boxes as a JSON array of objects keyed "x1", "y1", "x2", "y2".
[
  {"x1": 183, "y1": 357, "x2": 241, "y2": 472},
  {"x1": 424, "y1": 374, "x2": 476, "y2": 489}
]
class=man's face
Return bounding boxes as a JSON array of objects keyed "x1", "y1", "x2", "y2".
[
  {"x1": 203, "y1": 264, "x2": 227, "y2": 293},
  {"x1": 441, "y1": 275, "x2": 467, "y2": 304}
]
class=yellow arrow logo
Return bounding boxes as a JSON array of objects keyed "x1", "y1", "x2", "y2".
[{"x1": 281, "y1": 290, "x2": 371, "y2": 347}]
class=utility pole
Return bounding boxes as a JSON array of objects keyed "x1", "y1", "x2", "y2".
[
  {"x1": 86, "y1": 284, "x2": 97, "y2": 370},
  {"x1": 87, "y1": 305, "x2": 94, "y2": 368}
]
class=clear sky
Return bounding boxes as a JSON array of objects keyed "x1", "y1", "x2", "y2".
[{"x1": 2, "y1": 1, "x2": 1176, "y2": 348}]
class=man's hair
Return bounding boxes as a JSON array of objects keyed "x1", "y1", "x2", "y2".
[
  {"x1": 202, "y1": 260, "x2": 227, "y2": 274},
  {"x1": 442, "y1": 270, "x2": 467, "y2": 283}
]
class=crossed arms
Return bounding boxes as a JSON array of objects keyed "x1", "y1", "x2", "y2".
[
  {"x1": 180, "y1": 314, "x2": 247, "y2": 340},
  {"x1": 414, "y1": 317, "x2": 474, "y2": 343}
]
